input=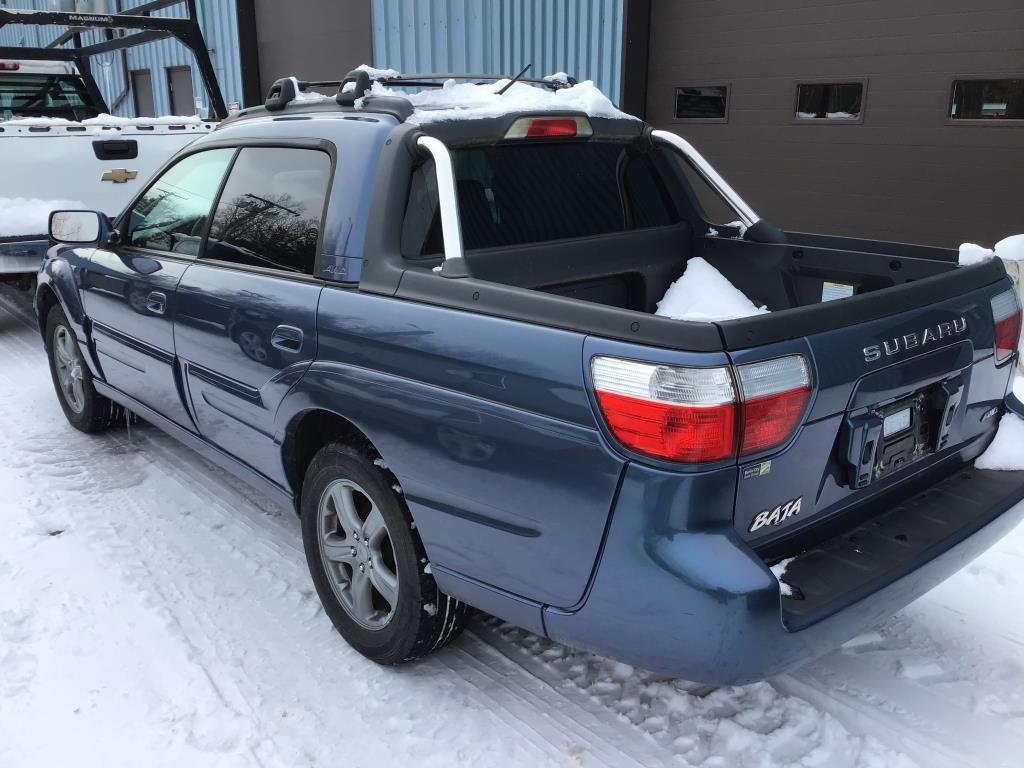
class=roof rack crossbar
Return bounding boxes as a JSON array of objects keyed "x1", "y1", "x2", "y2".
[
  {"x1": 379, "y1": 72, "x2": 576, "y2": 90},
  {"x1": 259, "y1": 67, "x2": 580, "y2": 121}
]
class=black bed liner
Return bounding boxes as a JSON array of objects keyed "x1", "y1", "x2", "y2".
[{"x1": 779, "y1": 464, "x2": 1024, "y2": 631}]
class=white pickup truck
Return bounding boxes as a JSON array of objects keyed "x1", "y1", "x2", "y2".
[
  {"x1": 0, "y1": 60, "x2": 214, "y2": 280},
  {"x1": 0, "y1": 2, "x2": 228, "y2": 283}
]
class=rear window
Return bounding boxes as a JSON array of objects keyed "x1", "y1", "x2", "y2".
[
  {"x1": 403, "y1": 141, "x2": 679, "y2": 256},
  {"x1": 0, "y1": 74, "x2": 97, "y2": 121}
]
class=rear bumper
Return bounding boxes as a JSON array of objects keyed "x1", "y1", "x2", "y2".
[
  {"x1": 0, "y1": 239, "x2": 47, "y2": 275},
  {"x1": 544, "y1": 449, "x2": 1024, "y2": 685}
]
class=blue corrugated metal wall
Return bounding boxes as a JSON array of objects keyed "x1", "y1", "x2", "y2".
[
  {"x1": 371, "y1": 0, "x2": 625, "y2": 104},
  {"x1": 0, "y1": 0, "x2": 243, "y2": 117}
]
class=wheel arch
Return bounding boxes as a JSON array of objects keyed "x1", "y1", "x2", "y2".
[
  {"x1": 34, "y1": 282, "x2": 61, "y2": 339},
  {"x1": 281, "y1": 407, "x2": 391, "y2": 513},
  {"x1": 35, "y1": 251, "x2": 89, "y2": 340}
]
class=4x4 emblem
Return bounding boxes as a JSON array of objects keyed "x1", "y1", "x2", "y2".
[{"x1": 101, "y1": 168, "x2": 138, "y2": 184}]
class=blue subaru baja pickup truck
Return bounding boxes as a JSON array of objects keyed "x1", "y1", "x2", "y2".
[{"x1": 35, "y1": 69, "x2": 1024, "y2": 684}]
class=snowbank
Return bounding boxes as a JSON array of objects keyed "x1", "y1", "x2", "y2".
[
  {"x1": 655, "y1": 257, "x2": 769, "y2": 322},
  {"x1": 0, "y1": 197, "x2": 87, "y2": 239},
  {"x1": 357, "y1": 75, "x2": 634, "y2": 125},
  {"x1": 958, "y1": 234, "x2": 1024, "y2": 266}
]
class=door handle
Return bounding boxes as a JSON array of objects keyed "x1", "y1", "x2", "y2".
[
  {"x1": 270, "y1": 325, "x2": 303, "y2": 353},
  {"x1": 146, "y1": 291, "x2": 167, "y2": 315}
]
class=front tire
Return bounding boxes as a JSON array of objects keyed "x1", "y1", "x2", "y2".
[
  {"x1": 45, "y1": 304, "x2": 112, "y2": 433},
  {"x1": 301, "y1": 442, "x2": 470, "y2": 664}
]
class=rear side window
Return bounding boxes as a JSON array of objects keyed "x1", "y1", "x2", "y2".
[
  {"x1": 404, "y1": 142, "x2": 678, "y2": 255},
  {"x1": 205, "y1": 147, "x2": 332, "y2": 274}
]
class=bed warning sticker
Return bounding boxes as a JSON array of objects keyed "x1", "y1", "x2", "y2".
[
  {"x1": 822, "y1": 281, "x2": 855, "y2": 302},
  {"x1": 742, "y1": 460, "x2": 772, "y2": 480}
]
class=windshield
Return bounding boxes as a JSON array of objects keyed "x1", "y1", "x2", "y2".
[{"x1": 0, "y1": 73, "x2": 99, "y2": 121}]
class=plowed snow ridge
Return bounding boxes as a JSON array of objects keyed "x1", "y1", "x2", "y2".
[{"x1": 1, "y1": 285, "x2": 1021, "y2": 767}]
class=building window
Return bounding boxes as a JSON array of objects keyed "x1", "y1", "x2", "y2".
[
  {"x1": 950, "y1": 79, "x2": 1024, "y2": 121},
  {"x1": 674, "y1": 86, "x2": 728, "y2": 120},
  {"x1": 130, "y1": 69, "x2": 155, "y2": 117},
  {"x1": 796, "y1": 82, "x2": 864, "y2": 120}
]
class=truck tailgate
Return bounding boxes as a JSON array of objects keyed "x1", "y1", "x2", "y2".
[
  {"x1": 731, "y1": 269, "x2": 1019, "y2": 550},
  {"x1": 0, "y1": 119, "x2": 214, "y2": 221}
]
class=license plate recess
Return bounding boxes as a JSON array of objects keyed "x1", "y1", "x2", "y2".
[{"x1": 843, "y1": 375, "x2": 964, "y2": 489}]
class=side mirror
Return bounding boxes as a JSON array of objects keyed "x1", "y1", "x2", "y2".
[{"x1": 49, "y1": 210, "x2": 110, "y2": 246}]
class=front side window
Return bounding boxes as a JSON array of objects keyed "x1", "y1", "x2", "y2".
[
  {"x1": 674, "y1": 86, "x2": 728, "y2": 120},
  {"x1": 126, "y1": 148, "x2": 235, "y2": 255},
  {"x1": 205, "y1": 147, "x2": 332, "y2": 274},
  {"x1": 950, "y1": 79, "x2": 1024, "y2": 120},
  {"x1": 796, "y1": 82, "x2": 864, "y2": 120}
]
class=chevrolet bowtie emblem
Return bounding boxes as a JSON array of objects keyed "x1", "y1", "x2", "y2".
[{"x1": 101, "y1": 168, "x2": 139, "y2": 184}]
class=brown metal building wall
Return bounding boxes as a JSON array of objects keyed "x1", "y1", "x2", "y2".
[
  {"x1": 645, "y1": 0, "x2": 1024, "y2": 248},
  {"x1": 248, "y1": 0, "x2": 372, "y2": 97}
]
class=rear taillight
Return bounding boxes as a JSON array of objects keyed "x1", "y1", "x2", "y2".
[
  {"x1": 503, "y1": 115, "x2": 594, "y2": 140},
  {"x1": 736, "y1": 356, "x2": 812, "y2": 454},
  {"x1": 0, "y1": 62, "x2": 20, "y2": 71},
  {"x1": 592, "y1": 357, "x2": 737, "y2": 462},
  {"x1": 591, "y1": 354, "x2": 812, "y2": 464},
  {"x1": 992, "y1": 289, "x2": 1022, "y2": 364}
]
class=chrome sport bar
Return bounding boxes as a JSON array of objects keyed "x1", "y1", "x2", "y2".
[
  {"x1": 651, "y1": 129, "x2": 760, "y2": 228},
  {"x1": 416, "y1": 135, "x2": 465, "y2": 262}
]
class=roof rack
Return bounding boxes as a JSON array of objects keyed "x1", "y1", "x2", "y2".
[{"x1": 262, "y1": 67, "x2": 578, "y2": 117}]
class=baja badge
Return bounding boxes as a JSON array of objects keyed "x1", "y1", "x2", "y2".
[{"x1": 748, "y1": 497, "x2": 802, "y2": 533}]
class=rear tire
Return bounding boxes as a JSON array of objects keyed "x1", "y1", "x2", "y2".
[
  {"x1": 301, "y1": 442, "x2": 470, "y2": 664},
  {"x1": 45, "y1": 304, "x2": 112, "y2": 433}
]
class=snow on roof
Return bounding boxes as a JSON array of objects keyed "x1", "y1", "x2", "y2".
[
  {"x1": 354, "y1": 70, "x2": 636, "y2": 125},
  {"x1": 355, "y1": 64, "x2": 402, "y2": 80},
  {"x1": 271, "y1": 67, "x2": 636, "y2": 124}
]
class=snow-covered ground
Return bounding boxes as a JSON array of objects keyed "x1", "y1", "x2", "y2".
[{"x1": 1, "y1": 285, "x2": 1022, "y2": 768}]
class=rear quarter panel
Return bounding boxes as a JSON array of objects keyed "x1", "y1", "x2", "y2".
[{"x1": 284, "y1": 287, "x2": 625, "y2": 608}]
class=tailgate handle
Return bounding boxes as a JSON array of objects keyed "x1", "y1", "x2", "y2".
[{"x1": 93, "y1": 139, "x2": 138, "y2": 161}]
